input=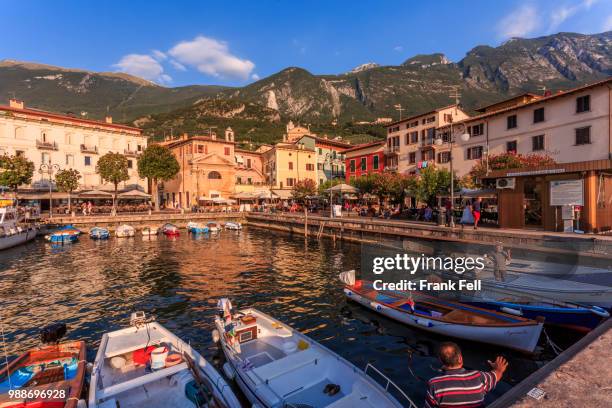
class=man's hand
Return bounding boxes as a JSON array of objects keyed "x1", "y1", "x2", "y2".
[{"x1": 488, "y1": 356, "x2": 509, "y2": 378}]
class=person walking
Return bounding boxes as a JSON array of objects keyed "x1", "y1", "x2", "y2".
[
  {"x1": 490, "y1": 242, "x2": 511, "y2": 282},
  {"x1": 87, "y1": 201, "x2": 93, "y2": 215},
  {"x1": 425, "y1": 342, "x2": 508, "y2": 408},
  {"x1": 472, "y1": 197, "x2": 482, "y2": 229}
]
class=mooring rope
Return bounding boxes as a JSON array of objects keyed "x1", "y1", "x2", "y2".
[
  {"x1": 542, "y1": 327, "x2": 564, "y2": 356},
  {"x1": 0, "y1": 314, "x2": 12, "y2": 390}
]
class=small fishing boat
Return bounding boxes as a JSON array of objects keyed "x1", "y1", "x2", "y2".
[
  {"x1": 340, "y1": 270, "x2": 543, "y2": 353},
  {"x1": 206, "y1": 222, "x2": 221, "y2": 232},
  {"x1": 141, "y1": 225, "x2": 159, "y2": 236},
  {"x1": 0, "y1": 324, "x2": 87, "y2": 408},
  {"x1": 90, "y1": 227, "x2": 110, "y2": 240},
  {"x1": 213, "y1": 299, "x2": 414, "y2": 408},
  {"x1": 0, "y1": 198, "x2": 38, "y2": 250},
  {"x1": 162, "y1": 223, "x2": 180, "y2": 236},
  {"x1": 45, "y1": 225, "x2": 80, "y2": 243},
  {"x1": 189, "y1": 223, "x2": 209, "y2": 234},
  {"x1": 115, "y1": 224, "x2": 135, "y2": 238},
  {"x1": 186, "y1": 221, "x2": 198, "y2": 232},
  {"x1": 89, "y1": 312, "x2": 241, "y2": 408},
  {"x1": 224, "y1": 221, "x2": 242, "y2": 230}
]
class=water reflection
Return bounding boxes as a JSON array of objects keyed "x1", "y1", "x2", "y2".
[{"x1": 0, "y1": 228, "x2": 551, "y2": 405}]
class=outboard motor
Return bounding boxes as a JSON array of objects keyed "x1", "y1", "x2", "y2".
[{"x1": 40, "y1": 323, "x2": 67, "y2": 344}]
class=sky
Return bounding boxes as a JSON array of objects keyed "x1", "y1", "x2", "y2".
[{"x1": 2, "y1": 0, "x2": 611, "y2": 87}]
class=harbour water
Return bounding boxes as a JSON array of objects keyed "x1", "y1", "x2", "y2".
[{"x1": 0, "y1": 227, "x2": 575, "y2": 405}]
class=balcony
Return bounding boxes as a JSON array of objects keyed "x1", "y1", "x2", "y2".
[
  {"x1": 36, "y1": 140, "x2": 58, "y2": 150},
  {"x1": 384, "y1": 145, "x2": 400, "y2": 155},
  {"x1": 421, "y1": 138, "x2": 436, "y2": 147},
  {"x1": 80, "y1": 144, "x2": 98, "y2": 154},
  {"x1": 386, "y1": 163, "x2": 398, "y2": 171},
  {"x1": 124, "y1": 149, "x2": 140, "y2": 157}
]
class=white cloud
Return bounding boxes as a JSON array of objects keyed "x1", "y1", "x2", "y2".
[
  {"x1": 151, "y1": 50, "x2": 167, "y2": 61},
  {"x1": 113, "y1": 54, "x2": 171, "y2": 83},
  {"x1": 497, "y1": 4, "x2": 538, "y2": 39},
  {"x1": 393, "y1": 45, "x2": 404, "y2": 52},
  {"x1": 548, "y1": 0, "x2": 598, "y2": 32},
  {"x1": 168, "y1": 35, "x2": 255, "y2": 80},
  {"x1": 603, "y1": 14, "x2": 612, "y2": 31},
  {"x1": 251, "y1": 73, "x2": 260, "y2": 80},
  {"x1": 169, "y1": 59, "x2": 187, "y2": 71}
]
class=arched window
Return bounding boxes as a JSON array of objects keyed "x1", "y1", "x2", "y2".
[{"x1": 208, "y1": 171, "x2": 222, "y2": 179}]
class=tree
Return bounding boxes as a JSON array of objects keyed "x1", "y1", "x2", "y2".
[
  {"x1": 291, "y1": 179, "x2": 317, "y2": 203},
  {"x1": 96, "y1": 152, "x2": 129, "y2": 214},
  {"x1": 468, "y1": 152, "x2": 556, "y2": 186},
  {"x1": 0, "y1": 154, "x2": 34, "y2": 193},
  {"x1": 137, "y1": 145, "x2": 180, "y2": 211},
  {"x1": 412, "y1": 167, "x2": 452, "y2": 207},
  {"x1": 55, "y1": 169, "x2": 81, "y2": 212},
  {"x1": 350, "y1": 174, "x2": 377, "y2": 196}
]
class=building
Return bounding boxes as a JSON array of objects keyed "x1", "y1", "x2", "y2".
[
  {"x1": 293, "y1": 134, "x2": 350, "y2": 185},
  {"x1": 261, "y1": 142, "x2": 318, "y2": 197},
  {"x1": 344, "y1": 140, "x2": 386, "y2": 182},
  {"x1": 385, "y1": 104, "x2": 470, "y2": 174},
  {"x1": 159, "y1": 128, "x2": 236, "y2": 207},
  {"x1": 0, "y1": 98, "x2": 147, "y2": 194},
  {"x1": 234, "y1": 148, "x2": 265, "y2": 194},
  {"x1": 283, "y1": 120, "x2": 313, "y2": 143}
]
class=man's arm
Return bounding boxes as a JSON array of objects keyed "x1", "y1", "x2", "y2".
[
  {"x1": 485, "y1": 356, "x2": 509, "y2": 391},
  {"x1": 424, "y1": 381, "x2": 440, "y2": 408}
]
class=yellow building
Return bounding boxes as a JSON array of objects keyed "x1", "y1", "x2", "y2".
[{"x1": 261, "y1": 142, "x2": 317, "y2": 196}]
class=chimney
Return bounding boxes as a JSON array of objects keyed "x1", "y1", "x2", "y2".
[
  {"x1": 105, "y1": 116, "x2": 113, "y2": 124},
  {"x1": 9, "y1": 99, "x2": 24, "y2": 109}
]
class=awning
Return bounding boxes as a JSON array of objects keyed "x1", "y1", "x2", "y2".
[
  {"x1": 17, "y1": 191, "x2": 72, "y2": 200},
  {"x1": 327, "y1": 183, "x2": 359, "y2": 193},
  {"x1": 118, "y1": 189, "x2": 151, "y2": 200},
  {"x1": 271, "y1": 189, "x2": 293, "y2": 200},
  {"x1": 457, "y1": 188, "x2": 497, "y2": 198},
  {"x1": 79, "y1": 189, "x2": 114, "y2": 198}
]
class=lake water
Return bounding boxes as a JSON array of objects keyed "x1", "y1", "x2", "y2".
[{"x1": 0, "y1": 227, "x2": 570, "y2": 405}]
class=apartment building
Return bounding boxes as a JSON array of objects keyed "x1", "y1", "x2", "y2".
[
  {"x1": 261, "y1": 142, "x2": 317, "y2": 197},
  {"x1": 293, "y1": 134, "x2": 349, "y2": 185},
  {"x1": 235, "y1": 148, "x2": 265, "y2": 194},
  {"x1": 344, "y1": 140, "x2": 386, "y2": 182},
  {"x1": 0, "y1": 99, "x2": 147, "y2": 193},
  {"x1": 385, "y1": 104, "x2": 469, "y2": 174}
]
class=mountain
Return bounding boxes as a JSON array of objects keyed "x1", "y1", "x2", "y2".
[
  {"x1": 1, "y1": 31, "x2": 610, "y2": 127},
  {"x1": 351, "y1": 63, "x2": 380, "y2": 73},
  {"x1": 0, "y1": 60, "x2": 229, "y2": 120}
]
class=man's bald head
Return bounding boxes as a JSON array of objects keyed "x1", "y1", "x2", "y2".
[{"x1": 438, "y1": 342, "x2": 463, "y2": 368}]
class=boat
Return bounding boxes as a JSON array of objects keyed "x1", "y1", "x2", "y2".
[
  {"x1": 213, "y1": 299, "x2": 414, "y2": 408},
  {"x1": 206, "y1": 222, "x2": 221, "y2": 232},
  {"x1": 224, "y1": 222, "x2": 242, "y2": 230},
  {"x1": 0, "y1": 323, "x2": 87, "y2": 408},
  {"x1": 89, "y1": 312, "x2": 241, "y2": 408},
  {"x1": 162, "y1": 223, "x2": 180, "y2": 236},
  {"x1": 186, "y1": 221, "x2": 198, "y2": 232},
  {"x1": 141, "y1": 226, "x2": 159, "y2": 236},
  {"x1": 90, "y1": 227, "x2": 110, "y2": 240},
  {"x1": 0, "y1": 198, "x2": 38, "y2": 250},
  {"x1": 45, "y1": 225, "x2": 80, "y2": 243},
  {"x1": 189, "y1": 223, "x2": 209, "y2": 234},
  {"x1": 339, "y1": 270, "x2": 543, "y2": 353},
  {"x1": 115, "y1": 224, "x2": 135, "y2": 238}
]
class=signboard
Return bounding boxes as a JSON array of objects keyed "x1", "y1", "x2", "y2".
[
  {"x1": 561, "y1": 205, "x2": 574, "y2": 220},
  {"x1": 550, "y1": 179, "x2": 583, "y2": 206}
]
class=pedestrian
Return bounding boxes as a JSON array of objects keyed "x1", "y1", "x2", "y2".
[
  {"x1": 81, "y1": 202, "x2": 87, "y2": 216},
  {"x1": 490, "y1": 242, "x2": 511, "y2": 282},
  {"x1": 445, "y1": 198, "x2": 453, "y2": 226},
  {"x1": 472, "y1": 197, "x2": 482, "y2": 229},
  {"x1": 425, "y1": 342, "x2": 508, "y2": 408},
  {"x1": 87, "y1": 201, "x2": 93, "y2": 215}
]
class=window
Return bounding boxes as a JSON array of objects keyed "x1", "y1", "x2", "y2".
[
  {"x1": 408, "y1": 121, "x2": 419, "y2": 128},
  {"x1": 286, "y1": 178, "x2": 295, "y2": 187},
  {"x1": 224, "y1": 147, "x2": 230, "y2": 156},
  {"x1": 127, "y1": 160, "x2": 133, "y2": 169},
  {"x1": 197, "y1": 145, "x2": 204, "y2": 153},
  {"x1": 306, "y1": 163, "x2": 314, "y2": 171},
  {"x1": 388, "y1": 126, "x2": 400, "y2": 133},
  {"x1": 350, "y1": 159, "x2": 356, "y2": 172},
  {"x1": 467, "y1": 146, "x2": 483, "y2": 160},
  {"x1": 360, "y1": 157, "x2": 367, "y2": 171},
  {"x1": 247, "y1": 158, "x2": 251, "y2": 168},
  {"x1": 16, "y1": 150, "x2": 24, "y2": 157},
  {"x1": 575, "y1": 127, "x2": 591, "y2": 145},
  {"x1": 422, "y1": 150, "x2": 434, "y2": 161},
  {"x1": 236, "y1": 176, "x2": 242, "y2": 184},
  {"x1": 137, "y1": 144, "x2": 142, "y2": 151},
  {"x1": 41, "y1": 152, "x2": 49, "y2": 164},
  {"x1": 409, "y1": 152, "x2": 416, "y2": 164},
  {"x1": 506, "y1": 140, "x2": 517, "y2": 153},
  {"x1": 373, "y1": 155, "x2": 379, "y2": 170},
  {"x1": 65, "y1": 154, "x2": 74, "y2": 166},
  {"x1": 469, "y1": 123, "x2": 484, "y2": 136},
  {"x1": 84, "y1": 156, "x2": 91, "y2": 166},
  {"x1": 576, "y1": 95, "x2": 590, "y2": 113},
  {"x1": 532, "y1": 135, "x2": 544, "y2": 151},
  {"x1": 318, "y1": 148, "x2": 323, "y2": 154},
  {"x1": 410, "y1": 131, "x2": 418, "y2": 144},
  {"x1": 437, "y1": 151, "x2": 450, "y2": 163},
  {"x1": 208, "y1": 171, "x2": 222, "y2": 179},
  {"x1": 533, "y1": 107, "x2": 545, "y2": 123},
  {"x1": 507, "y1": 115, "x2": 517, "y2": 129},
  {"x1": 404, "y1": 134, "x2": 410, "y2": 145},
  {"x1": 317, "y1": 163, "x2": 323, "y2": 170}
]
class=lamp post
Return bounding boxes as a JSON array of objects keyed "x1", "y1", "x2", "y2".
[
  {"x1": 39, "y1": 163, "x2": 61, "y2": 219},
  {"x1": 435, "y1": 123, "x2": 469, "y2": 228},
  {"x1": 323, "y1": 152, "x2": 340, "y2": 218}
]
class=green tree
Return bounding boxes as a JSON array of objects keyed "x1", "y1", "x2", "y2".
[
  {"x1": 291, "y1": 179, "x2": 317, "y2": 203},
  {"x1": 96, "y1": 152, "x2": 129, "y2": 214},
  {"x1": 413, "y1": 167, "x2": 452, "y2": 207},
  {"x1": 137, "y1": 145, "x2": 180, "y2": 211},
  {"x1": 0, "y1": 154, "x2": 34, "y2": 193},
  {"x1": 54, "y1": 168, "x2": 81, "y2": 212},
  {"x1": 350, "y1": 174, "x2": 377, "y2": 196}
]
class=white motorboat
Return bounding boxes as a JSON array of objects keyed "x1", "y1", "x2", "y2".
[
  {"x1": 141, "y1": 226, "x2": 159, "y2": 236},
  {"x1": 116, "y1": 224, "x2": 135, "y2": 238},
  {"x1": 0, "y1": 198, "x2": 37, "y2": 250},
  {"x1": 214, "y1": 299, "x2": 414, "y2": 408},
  {"x1": 224, "y1": 222, "x2": 242, "y2": 230},
  {"x1": 89, "y1": 312, "x2": 241, "y2": 408},
  {"x1": 206, "y1": 222, "x2": 221, "y2": 232}
]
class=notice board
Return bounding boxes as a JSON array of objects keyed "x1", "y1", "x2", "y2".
[{"x1": 550, "y1": 179, "x2": 583, "y2": 206}]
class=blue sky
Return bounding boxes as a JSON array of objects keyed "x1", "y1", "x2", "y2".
[{"x1": 2, "y1": 0, "x2": 611, "y2": 87}]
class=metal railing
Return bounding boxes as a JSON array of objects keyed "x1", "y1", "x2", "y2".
[
  {"x1": 384, "y1": 145, "x2": 400, "y2": 155},
  {"x1": 36, "y1": 140, "x2": 58, "y2": 150},
  {"x1": 80, "y1": 144, "x2": 98, "y2": 154},
  {"x1": 124, "y1": 149, "x2": 140, "y2": 157},
  {"x1": 364, "y1": 363, "x2": 417, "y2": 408}
]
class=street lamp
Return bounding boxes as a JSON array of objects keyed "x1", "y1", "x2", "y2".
[
  {"x1": 39, "y1": 163, "x2": 61, "y2": 219},
  {"x1": 435, "y1": 123, "x2": 469, "y2": 228},
  {"x1": 323, "y1": 152, "x2": 342, "y2": 218}
]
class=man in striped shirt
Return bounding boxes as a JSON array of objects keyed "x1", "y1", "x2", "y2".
[{"x1": 425, "y1": 342, "x2": 508, "y2": 408}]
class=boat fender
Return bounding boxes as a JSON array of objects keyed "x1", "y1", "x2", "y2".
[
  {"x1": 212, "y1": 329, "x2": 221, "y2": 343},
  {"x1": 370, "y1": 302, "x2": 382, "y2": 311},
  {"x1": 501, "y1": 307, "x2": 523, "y2": 316},
  {"x1": 86, "y1": 362, "x2": 93, "y2": 374},
  {"x1": 223, "y1": 362, "x2": 235, "y2": 380},
  {"x1": 590, "y1": 306, "x2": 610, "y2": 318},
  {"x1": 415, "y1": 319, "x2": 433, "y2": 328}
]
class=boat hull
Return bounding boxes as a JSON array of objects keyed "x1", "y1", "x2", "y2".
[
  {"x1": 345, "y1": 288, "x2": 543, "y2": 353},
  {"x1": 0, "y1": 227, "x2": 37, "y2": 250}
]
